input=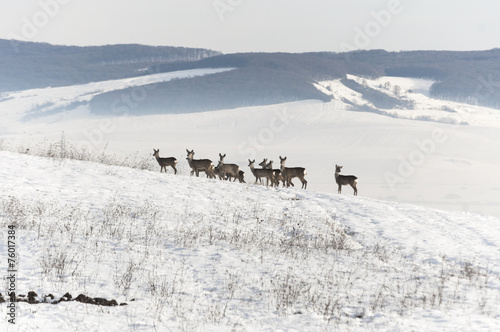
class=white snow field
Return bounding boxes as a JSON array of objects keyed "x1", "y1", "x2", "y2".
[
  {"x1": 1, "y1": 72, "x2": 500, "y2": 216},
  {"x1": 0, "y1": 150, "x2": 499, "y2": 331},
  {"x1": 0, "y1": 70, "x2": 500, "y2": 330}
]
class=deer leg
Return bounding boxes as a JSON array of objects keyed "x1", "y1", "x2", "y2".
[
  {"x1": 172, "y1": 166, "x2": 177, "y2": 174},
  {"x1": 350, "y1": 183, "x2": 357, "y2": 195},
  {"x1": 338, "y1": 184, "x2": 342, "y2": 194}
]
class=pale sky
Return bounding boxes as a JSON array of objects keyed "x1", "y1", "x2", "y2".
[{"x1": 1, "y1": 0, "x2": 500, "y2": 53}]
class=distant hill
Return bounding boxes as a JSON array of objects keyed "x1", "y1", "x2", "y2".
[
  {"x1": 2, "y1": 39, "x2": 500, "y2": 112},
  {"x1": 90, "y1": 49, "x2": 500, "y2": 114},
  {"x1": 0, "y1": 39, "x2": 220, "y2": 92},
  {"x1": 89, "y1": 53, "x2": 337, "y2": 115}
]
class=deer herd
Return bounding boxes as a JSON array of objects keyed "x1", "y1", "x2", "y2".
[{"x1": 153, "y1": 149, "x2": 358, "y2": 195}]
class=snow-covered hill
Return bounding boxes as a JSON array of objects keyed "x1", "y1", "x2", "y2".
[
  {"x1": 0, "y1": 150, "x2": 499, "y2": 331},
  {"x1": 1, "y1": 70, "x2": 500, "y2": 217}
]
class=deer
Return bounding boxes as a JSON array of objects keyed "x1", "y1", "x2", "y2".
[
  {"x1": 153, "y1": 149, "x2": 178, "y2": 174},
  {"x1": 217, "y1": 153, "x2": 241, "y2": 181},
  {"x1": 236, "y1": 170, "x2": 246, "y2": 183},
  {"x1": 279, "y1": 156, "x2": 307, "y2": 189},
  {"x1": 248, "y1": 159, "x2": 274, "y2": 185},
  {"x1": 214, "y1": 162, "x2": 242, "y2": 182},
  {"x1": 213, "y1": 163, "x2": 224, "y2": 180},
  {"x1": 225, "y1": 169, "x2": 246, "y2": 183},
  {"x1": 261, "y1": 159, "x2": 286, "y2": 187},
  {"x1": 217, "y1": 168, "x2": 245, "y2": 183},
  {"x1": 186, "y1": 149, "x2": 215, "y2": 178},
  {"x1": 334, "y1": 164, "x2": 358, "y2": 195}
]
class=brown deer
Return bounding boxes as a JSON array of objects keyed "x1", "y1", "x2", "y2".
[
  {"x1": 217, "y1": 168, "x2": 245, "y2": 183},
  {"x1": 261, "y1": 159, "x2": 285, "y2": 187},
  {"x1": 248, "y1": 159, "x2": 274, "y2": 185},
  {"x1": 186, "y1": 149, "x2": 215, "y2": 178},
  {"x1": 279, "y1": 156, "x2": 307, "y2": 189},
  {"x1": 258, "y1": 158, "x2": 278, "y2": 186},
  {"x1": 217, "y1": 153, "x2": 241, "y2": 181},
  {"x1": 214, "y1": 162, "x2": 244, "y2": 182},
  {"x1": 236, "y1": 170, "x2": 246, "y2": 183},
  {"x1": 334, "y1": 165, "x2": 358, "y2": 195},
  {"x1": 153, "y1": 149, "x2": 178, "y2": 174}
]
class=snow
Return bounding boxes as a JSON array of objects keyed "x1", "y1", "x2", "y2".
[
  {"x1": 0, "y1": 70, "x2": 500, "y2": 330},
  {"x1": 1, "y1": 70, "x2": 500, "y2": 217},
  {"x1": 0, "y1": 150, "x2": 499, "y2": 331},
  {"x1": 0, "y1": 67, "x2": 233, "y2": 129}
]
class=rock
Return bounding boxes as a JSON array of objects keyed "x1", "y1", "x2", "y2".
[
  {"x1": 5, "y1": 291, "x2": 125, "y2": 307},
  {"x1": 94, "y1": 297, "x2": 118, "y2": 306},
  {"x1": 28, "y1": 291, "x2": 39, "y2": 304},
  {"x1": 75, "y1": 294, "x2": 96, "y2": 305}
]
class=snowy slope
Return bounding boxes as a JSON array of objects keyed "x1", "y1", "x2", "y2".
[
  {"x1": 1, "y1": 70, "x2": 500, "y2": 219},
  {"x1": 0, "y1": 67, "x2": 233, "y2": 132},
  {"x1": 0, "y1": 150, "x2": 499, "y2": 331}
]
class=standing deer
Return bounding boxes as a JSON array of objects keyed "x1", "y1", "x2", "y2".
[
  {"x1": 248, "y1": 159, "x2": 274, "y2": 185},
  {"x1": 236, "y1": 170, "x2": 246, "y2": 183},
  {"x1": 259, "y1": 159, "x2": 273, "y2": 186},
  {"x1": 153, "y1": 149, "x2": 178, "y2": 174},
  {"x1": 213, "y1": 163, "x2": 224, "y2": 180},
  {"x1": 186, "y1": 149, "x2": 215, "y2": 178},
  {"x1": 214, "y1": 162, "x2": 243, "y2": 182},
  {"x1": 217, "y1": 168, "x2": 245, "y2": 183},
  {"x1": 218, "y1": 153, "x2": 241, "y2": 181},
  {"x1": 261, "y1": 159, "x2": 285, "y2": 187},
  {"x1": 334, "y1": 164, "x2": 358, "y2": 195},
  {"x1": 279, "y1": 156, "x2": 307, "y2": 189}
]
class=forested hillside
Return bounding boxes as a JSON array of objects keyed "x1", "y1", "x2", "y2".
[
  {"x1": 0, "y1": 39, "x2": 220, "y2": 92},
  {"x1": 90, "y1": 49, "x2": 500, "y2": 114},
  {"x1": 2, "y1": 39, "x2": 500, "y2": 112}
]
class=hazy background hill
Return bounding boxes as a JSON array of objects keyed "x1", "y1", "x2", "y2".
[
  {"x1": 2, "y1": 39, "x2": 500, "y2": 113},
  {"x1": 0, "y1": 39, "x2": 220, "y2": 92},
  {"x1": 90, "y1": 49, "x2": 500, "y2": 114}
]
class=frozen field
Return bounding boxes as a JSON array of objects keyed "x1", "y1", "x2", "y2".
[
  {"x1": 0, "y1": 70, "x2": 499, "y2": 331},
  {"x1": 0, "y1": 150, "x2": 499, "y2": 331},
  {"x1": 1, "y1": 71, "x2": 500, "y2": 216}
]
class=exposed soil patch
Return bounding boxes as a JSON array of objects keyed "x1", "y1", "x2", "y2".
[{"x1": 0, "y1": 292, "x2": 127, "y2": 306}]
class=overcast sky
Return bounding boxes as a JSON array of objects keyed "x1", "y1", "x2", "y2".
[{"x1": 1, "y1": 0, "x2": 499, "y2": 53}]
